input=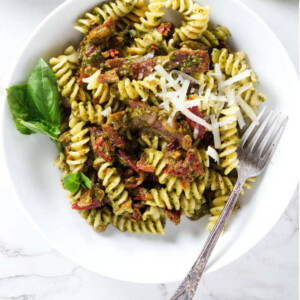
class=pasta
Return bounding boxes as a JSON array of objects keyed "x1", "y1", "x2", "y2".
[
  {"x1": 112, "y1": 213, "x2": 166, "y2": 234},
  {"x1": 218, "y1": 103, "x2": 240, "y2": 175},
  {"x1": 72, "y1": 101, "x2": 105, "y2": 125},
  {"x1": 93, "y1": 157, "x2": 132, "y2": 214},
  {"x1": 74, "y1": 0, "x2": 139, "y2": 33},
  {"x1": 65, "y1": 115, "x2": 90, "y2": 173},
  {"x1": 79, "y1": 206, "x2": 112, "y2": 232},
  {"x1": 211, "y1": 48, "x2": 257, "y2": 84},
  {"x1": 198, "y1": 25, "x2": 231, "y2": 48},
  {"x1": 46, "y1": 0, "x2": 267, "y2": 235}
]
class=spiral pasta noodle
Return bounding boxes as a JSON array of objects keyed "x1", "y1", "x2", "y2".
[
  {"x1": 82, "y1": 70, "x2": 110, "y2": 104},
  {"x1": 175, "y1": 4, "x2": 210, "y2": 41},
  {"x1": 66, "y1": 114, "x2": 90, "y2": 173},
  {"x1": 111, "y1": 76, "x2": 160, "y2": 100},
  {"x1": 112, "y1": 214, "x2": 166, "y2": 234},
  {"x1": 79, "y1": 206, "x2": 112, "y2": 232},
  {"x1": 134, "y1": 0, "x2": 165, "y2": 33},
  {"x1": 240, "y1": 87, "x2": 266, "y2": 110},
  {"x1": 74, "y1": 0, "x2": 138, "y2": 34},
  {"x1": 198, "y1": 25, "x2": 231, "y2": 48},
  {"x1": 49, "y1": 46, "x2": 82, "y2": 103},
  {"x1": 93, "y1": 157, "x2": 131, "y2": 213},
  {"x1": 71, "y1": 101, "x2": 105, "y2": 125},
  {"x1": 218, "y1": 104, "x2": 240, "y2": 175},
  {"x1": 211, "y1": 48, "x2": 258, "y2": 86},
  {"x1": 165, "y1": 0, "x2": 194, "y2": 15}
]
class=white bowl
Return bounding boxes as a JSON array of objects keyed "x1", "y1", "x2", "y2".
[{"x1": 1, "y1": 0, "x2": 298, "y2": 283}]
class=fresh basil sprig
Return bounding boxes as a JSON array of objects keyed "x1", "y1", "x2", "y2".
[
  {"x1": 7, "y1": 58, "x2": 61, "y2": 141},
  {"x1": 63, "y1": 173, "x2": 92, "y2": 194}
]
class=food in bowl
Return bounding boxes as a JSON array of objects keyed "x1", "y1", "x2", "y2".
[{"x1": 7, "y1": 0, "x2": 265, "y2": 235}]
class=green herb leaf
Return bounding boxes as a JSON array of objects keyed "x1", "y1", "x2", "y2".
[
  {"x1": 63, "y1": 172, "x2": 92, "y2": 194},
  {"x1": 63, "y1": 173, "x2": 81, "y2": 194},
  {"x1": 27, "y1": 58, "x2": 61, "y2": 127},
  {"x1": 19, "y1": 120, "x2": 60, "y2": 140},
  {"x1": 7, "y1": 84, "x2": 34, "y2": 135},
  {"x1": 80, "y1": 173, "x2": 92, "y2": 189},
  {"x1": 7, "y1": 59, "x2": 61, "y2": 143}
]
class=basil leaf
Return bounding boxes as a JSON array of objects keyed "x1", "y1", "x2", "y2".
[
  {"x1": 63, "y1": 172, "x2": 92, "y2": 193},
  {"x1": 63, "y1": 173, "x2": 81, "y2": 194},
  {"x1": 80, "y1": 173, "x2": 92, "y2": 189},
  {"x1": 27, "y1": 58, "x2": 61, "y2": 127},
  {"x1": 19, "y1": 120, "x2": 60, "y2": 140},
  {"x1": 7, "y1": 59, "x2": 62, "y2": 143},
  {"x1": 7, "y1": 84, "x2": 34, "y2": 135}
]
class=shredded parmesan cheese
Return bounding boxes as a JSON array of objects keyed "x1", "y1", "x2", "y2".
[
  {"x1": 237, "y1": 110, "x2": 246, "y2": 129},
  {"x1": 198, "y1": 84, "x2": 206, "y2": 96},
  {"x1": 223, "y1": 70, "x2": 251, "y2": 86},
  {"x1": 184, "y1": 99, "x2": 201, "y2": 108},
  {"x1": 210, "y1": 114, "x2": 221, "y2": 148},
  {"x1": 236, "y1": 95, "x2": 259, "y2": 124},
  {"x1": 170, "y1": 70, "x2": 201, "y2": 85},
  {"x1": 206, "y1": 146, "x2": 220, "y2": 165},
  {"x1": 101, "y1": 107, "x2": 112, "y2": 117},
  {"x1": 238, "y1": 83, "x2": 253, "y2": 94},
  {"x1": 193, "y1": 126, "x2": 199, "y2": 139}
]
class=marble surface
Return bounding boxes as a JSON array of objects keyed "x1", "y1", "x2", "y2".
[{"x1": 0, "y1": 0, "x2": 298, "y2": 299}]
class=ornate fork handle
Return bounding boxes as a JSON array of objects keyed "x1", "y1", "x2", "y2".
[{"x1": 171, "y1": 178, "x2": 246, "y2": 300}]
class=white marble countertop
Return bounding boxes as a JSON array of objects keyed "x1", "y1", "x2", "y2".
[{"x1": 0, "y1": 0, "x2": 298, "y2": 299}]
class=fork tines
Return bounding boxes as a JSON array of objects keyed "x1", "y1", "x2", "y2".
[{"x1": 239, "y1": 109, "x2": 288, "y2": 160}]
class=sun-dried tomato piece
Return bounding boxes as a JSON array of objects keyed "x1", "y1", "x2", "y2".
[
  {"x1": 101, "y1": 124, "x2": 126, "y2": 149},
  {"x1": 98, "y1": 69, "x2": 119, "y2": 83},
  {"x1": 165, "y1": 50, "x2": 210, "y2": 73},
  {"x1": 186, "y1": 104, "x2": 206, "y2": 139},
  {"x1": 94, "y1": 136, "x2": 113, "y2": 162},
  {"x1": 118, "y1": 149, "x2": 140, "y2": 173},
  {"x1": 164, "y1": 208, "x2": 181, "y2": 225},
  {"x1": 157, "y1": 23, "x2": 173, "y2": 36},
  {"x1": 108, "y1": 49, "x2": 120, "y2": 58}
]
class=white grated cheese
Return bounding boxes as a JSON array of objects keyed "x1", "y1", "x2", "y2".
[
  {"x1": 216, "y1": 116, "x2": 236, "y2": 128},
  {"x1": 215, "y1": 95, "x2": 228, "y2": 102},
  {"x1": 237, "y1": 110, "x2": 246, "y2": 129},
  {"x1": 156, "y1": 90, "x2": 182, "y2": 98},
  {"x1": 203, "y1": 88, "x2": 211, "y2": 109},
  {"x1": 225, "y1": 86, "x2": 235, "y2": 106},
  {"x1": 206, "y1": 146, "x2": 220, "y2": 165},
  {"x1": 164, "y1": 99, "x2": 170, "y2": 111},
  {"x1": 101, "y1": 107, "x2": 112, "y2": 117},
  {"x1": 160, "y1": 77, "x2": 167, "y2": 94},
  {"x1": 170, "y1": 70, "x2": 201, "y2": 85},
  {"x1": 144, "y1": 52, "x2": 154, "y2": 59},
  {"x1": 184, "y1": 99, "x2": 201, "y2": 108},
  {"x1": 154, "y1": 65, "x2": 172, "y2": 81},
  {"x1": 214, "y1": 63, "x2": 225, "y2": 92},
  {"x1": 210, "y1": 114, "x2": 221, "y2": 148},
  {"x1": 154, "y1": 67, "x2": 213, "y2": 130},
  {"x1": 236, "y1": 95, "x2": 259, "y2": 124},
  {"x1": 193, "y1": 126, "x2": 199, "y2": 139},
  {"x1": 198, "y1": 84, "x2": 206, "y2": 96},
  {"x1": 223, "y1": 70, "x2": 251, "y2": 86},
  {"x1": 238, "y1": 83, "x2": 253, "y2": 94},
  {"x1": 179, "y1": 106, "x2": 212, "y2": 130}
]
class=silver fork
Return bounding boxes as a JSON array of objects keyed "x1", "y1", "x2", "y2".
[{"x1": 171, "y1": 111, "x2": 288, "y2": 300}]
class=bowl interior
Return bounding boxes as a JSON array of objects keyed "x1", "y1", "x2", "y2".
[{"x1": 2, "y1": 0, "x2": 298, "y2": 283}]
